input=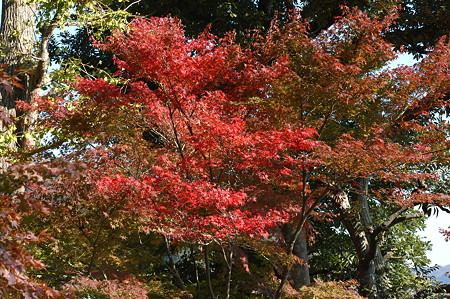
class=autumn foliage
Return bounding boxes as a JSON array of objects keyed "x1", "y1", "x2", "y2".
[{"x1": 1, "y1": 7, "x2": 450, "y2": 298}]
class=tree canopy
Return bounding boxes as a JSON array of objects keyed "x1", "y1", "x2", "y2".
[{"x1": 1, "y1": 1, "x2": 449, "y2": 298}]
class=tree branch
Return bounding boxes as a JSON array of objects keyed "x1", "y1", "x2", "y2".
[
  {"x1": 204, "y1": 245, "x2": 217, "y2": 299},
  {"x1": 364, "y1": 207, "x2": 424, "y2": 264},
  {"x1": 34, "y1": 10, "x2": 61, "y2": 91},
  {"x1": 372, "y1": 207, "x2": 424, "y2": 238},
  {"x1": 164, "y1": 236, "x2": 188, "y2": 292}
]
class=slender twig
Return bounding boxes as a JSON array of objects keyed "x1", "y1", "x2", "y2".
[
  {"x1": 317, "y1": 101, "x2": 336, "y2": 137},
  {"x1": 204, "y1": 245, "x2": 217, "y2": 299},
  {"x1": 168, "y1": 106, "x2": 185, "y2": 159},
  {"x1": 222, "y1": 244, "x2": 234, "y2": 299},
  {"x1": 125, "y1": 0, "x2": 141, "y2": 11},
  {"x1": 164, "y1": 236, "x2": 187, "y2": 291},
  {"x1": 190, "y1": 245, "x2": 201, "y2": 299}
]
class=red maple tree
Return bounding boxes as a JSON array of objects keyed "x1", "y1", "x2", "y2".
[
  {"x1": 26, "y1": 9, "x2": 450, "y2": 298},
  {"x1": 32, "y1": 16, "x2": 321, "y2": 297}
]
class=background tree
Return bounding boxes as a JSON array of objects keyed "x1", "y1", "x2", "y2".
[
  {"x1": 260, "y1": 8, "x2": 449, "y2": 296},
  {"x1": 50, "y1": 0, "x2": 450, "y2": 73}
]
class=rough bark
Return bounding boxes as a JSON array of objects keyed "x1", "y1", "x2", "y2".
[
  {"x1": 357, "y1": 179, "x2": 385, "y2": 296},
  {"x1": 275, "y1": 186, "x2": 329, "y2": 298},
  {"x1": 333, "y1": 179, "x2": 385, "y2": 298},
  {"x1": 1, "y1": 0, "x2": 36, "y2": 172},
  {"x1": 0, "y1": 0, "x2": 36, "y2": 125},
  {"x1": 1, "y1": 0, "x2": 58, "y2": 166}
]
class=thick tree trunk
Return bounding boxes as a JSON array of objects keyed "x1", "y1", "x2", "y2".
[
  {"x1": 0, "y1": 0, "x2": 36, "y2": 164},
  {"x1": 291, "y1": 229, "x2": 310, "y2": 289},
  {"x1": 357, "y1": 179, "x2": 385, "y2": 296},
  {"x1": 283, "y1": 224, "x2": 310, "y2": 290},
  {"x1": 1, "y1": 0, "x2": 36, "y2": 110},
  {"x1": 333, "y1": 179, "x2": 385, "y2": 298},
  {"x1": 1, "y1": 0, "x2": 57, "y2": 163},
  {"x1": 334, "y1": 179, "x2": 426, "y2": 298}
]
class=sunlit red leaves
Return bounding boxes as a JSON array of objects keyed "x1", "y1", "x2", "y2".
[
  {"x1": 57, "y1": 12, "x2": 450, "y2": 249},
  {"x1": 0, "y1": 5, "x2": 448, "y2": 298},
  {"x1": 92, "y1": 161, "x2": 281, "y2": 242},
  {"x1": 61, "y1": 17, "x2": 319, "y2": 244},
  {"x1": 233, "y1": 128, "x2": 317, "y2": 184},
  {"x1": 27, "y1": 11, "x2": 450, "y2": 286},
  {"x1": 84, "y1": 16, "x2": 282, "y2": 111}
]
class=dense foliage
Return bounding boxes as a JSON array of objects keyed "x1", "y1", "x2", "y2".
[{"x1": 1, "y1": 2, "x2": 450, "y2": 298}]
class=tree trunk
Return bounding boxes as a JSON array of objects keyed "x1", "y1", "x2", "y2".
[
  {"x1": 291, "y1": 229, "x2": 310, "y2": 289},
  {"x1": 357, "y1": 179, "x2": 385, "y2": 297},
  {"x1": 0, "y1": 0, "x2": 36, "y2": 165},
  {"x1": 282, "y1": 224, "x2": 311, "y2": 290},
  {"x1": 333, "y1": 179, "x2": 385, "y2": 298},
  {"x1": 1, "y1": 0, "x2": 36, "y2": 113}
]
